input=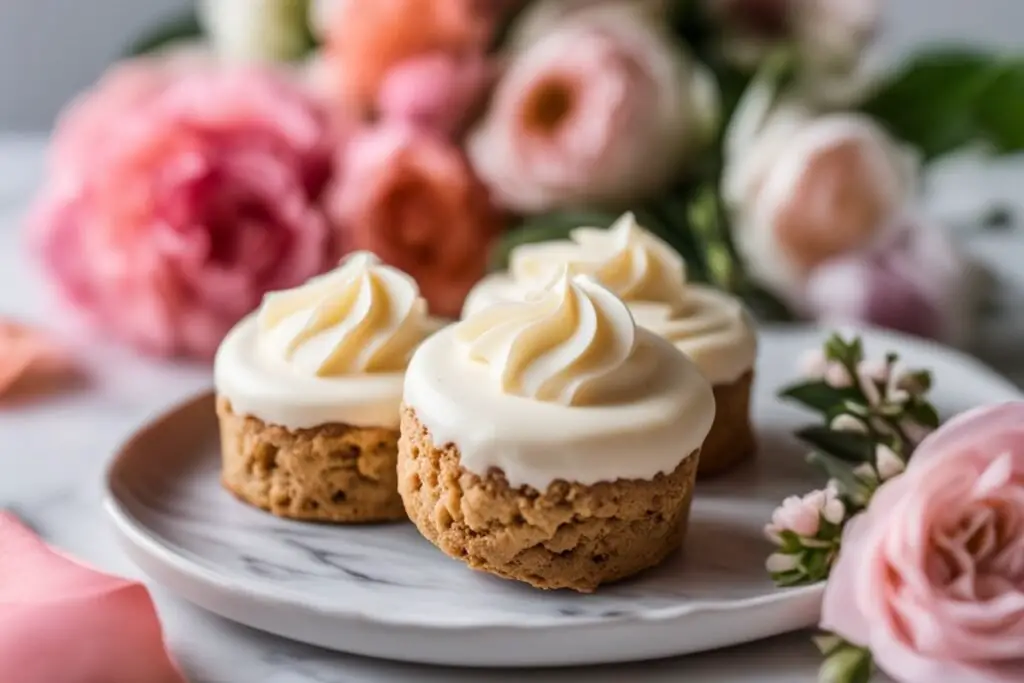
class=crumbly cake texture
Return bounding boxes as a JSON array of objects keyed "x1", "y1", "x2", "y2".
[
  {"x1": 217, "y1": 397, "x2": 406, "y2": 523},
  {"x1": 697, "y1": 370, "x2": 756, "y2": 478},
  {"x1": 398, "y1": 406, "x2": 699, "y2": 592}
]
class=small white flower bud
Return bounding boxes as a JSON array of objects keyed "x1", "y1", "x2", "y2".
[
  {"x1": 874, "y1": 444, "x2": 905, "y2": 481},
  {"x1": 766, "y1": 552, "x2": 801, "y2": 574},
  {"x1": 830, "y1": 413, "x2": 867, "y2": 433}
]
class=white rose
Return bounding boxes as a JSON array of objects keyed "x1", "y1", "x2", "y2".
[
  {"x1": 467, "y1": 0, "x2": 718, "y2": 212},
  {"x1": 707, "y1": 0, "x2": 880, "y2": 72},
  {"x1": 721, "y1": 79, "x2": 919, "y2": 305},
  {"x1": 199, "y1": 0, "x2": 313, "y2": 63}
]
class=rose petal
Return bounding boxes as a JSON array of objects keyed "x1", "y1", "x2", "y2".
[{"x1": 0, "y1": 513, "x2": 186, "y2": 683}]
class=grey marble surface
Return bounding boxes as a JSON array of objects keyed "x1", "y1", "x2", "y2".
[{"x1": 3, "y1": 135, "x2": 1024, "y2": 682}]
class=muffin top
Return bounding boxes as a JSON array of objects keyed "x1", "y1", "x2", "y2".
[
  {"x1": 215, "y1": 251, "x2": 435, "y2": 430},
  {"x1": 462, "y1": 213, "x2": 758, "y2": 384},
  {"x1": 405, "y1": 271, "x2": 715, "y2": 489}
]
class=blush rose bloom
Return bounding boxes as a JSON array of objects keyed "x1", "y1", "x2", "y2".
[
  {"x1": 822, "y1": 402, "x2": 1024, "y2": 683},
  {"x1": 327, "y1": 123, "x2": 502, "y2": 318},
  {"x1": 467, "y1": 0, "x2": 719, "y2": 212},
  {"x1": 723, "y1": 80, "x2": 919, "y2": 307},
  {"x1": 317, "y1": 0, "x2": 492, "y2": 115},
  {"x1": 805, "y1": 218, "x2": 981, "y2": 345},
  {"x1": 27, "y1": 59, "x2": 338, "y2": 359}
]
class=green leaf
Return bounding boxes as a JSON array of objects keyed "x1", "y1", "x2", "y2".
[
  {"x1": 779, "y1": 381, "x2": 860, "y2": 414},
  {"x1": 124, "y1": 10, "x2": 202, "y2": 57},
  {"x1": 805, "y1": 451, "x2": 869, "y2": 505},
  {"x1": 796, "y1": 426, "x2": 875, "y2": 463},
  {"x1": 862, "y1": 50, "x2": 1024, "y2": 161},
  {"x1": 905, "y1": 400, "x2": 940, "y2": 430},
  {"x1": 818, "y1": 643, "x2": 874, "y2": 683}
]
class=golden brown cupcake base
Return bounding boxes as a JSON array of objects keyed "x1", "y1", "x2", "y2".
[
  {"x1": 398, "y1": 406, "x2": 699, "y2": 593},
  {"x1": 217, "y1": 397, "x2": 405, "y2": 523},
  {"x1": 698, "y1": 370, "x2": 756, "y2": 478}
]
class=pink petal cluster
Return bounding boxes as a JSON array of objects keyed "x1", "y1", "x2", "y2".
[
  {"x1": 766, "y1": 485, "x2": 845, "y2": 540},
  {"x1": 806, "y1": 219, "x2": 976, "y2": 344},
  {"x1": 378, "y1": 52, "x2": 492, "y2": 138},
  {"x1": 822, "y1": 402, "x2": 1024, "y2": 683},
  {"x1": 327, "y1": 122, "x2": 502, "y2": 319},
  {"x1": 0, "y1": 513, "x2": 185, "y2": 683},
  {"x1": 27, "y1": 58, "x2": 340, "y2": 359},
  {"x1": 320, "y1": 0, "x2": 494, "y2": 120}
]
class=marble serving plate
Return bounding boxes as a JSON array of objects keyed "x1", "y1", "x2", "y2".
[{"x1": 104, "y1": 326, "x2": 1022, "y2": 668}]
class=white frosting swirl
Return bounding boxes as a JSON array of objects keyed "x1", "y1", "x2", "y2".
[
  {"x1": 462, "y1": 213, "x2": 757, "y2": 384},
  {"x1": 455, "y1": 272, "x2": 649, "y2": 406},
  {"x1": 258, "y1": 251, "x2": 427, "y2": 376},
  {"x1": 509, "y1": 213, "x2": 687, "y2": 312},
  {"x1": 215, "y1": 252, "x2": 433, "y2": 430}
]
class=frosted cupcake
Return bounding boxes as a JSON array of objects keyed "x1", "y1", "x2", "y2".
[
  {"x1": 215, "y1": 252, "x2": 434, "y2": 523},
  {"x1": 399, "y1": 271, "x2": 715, "y2": 592},
  {"x1": 463, "y1": 213, "x2": 758, "y2": 477}
]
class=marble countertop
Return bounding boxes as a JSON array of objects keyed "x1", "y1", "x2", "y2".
[{"x1": 2, "y1": 134, "x2": 1023, "y2": 683}]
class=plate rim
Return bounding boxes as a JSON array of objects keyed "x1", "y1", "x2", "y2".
[{"x1": 103, "y1": 324, "x2": 1022, "y2": 633}]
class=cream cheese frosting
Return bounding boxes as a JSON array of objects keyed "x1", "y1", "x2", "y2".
[
  {"x1": 405, "y1": 272, "x2": 716, "y2": 490},
  {"x1": 462, "y1": 213, "x2": 757, "y2": 384},
  {"x1": 215, "y1": 252, "x2": 433, "y2": 430}
]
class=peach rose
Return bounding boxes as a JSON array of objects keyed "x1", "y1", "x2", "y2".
[
  {"x1": 327, "y1": 123, "x2": 502, "y2": 318},
  {"x1": 467, "y1": 0, "x2": 718, "y2": 212},
  {"x1": 723, "y1": 80, "x2": 919, "y2": 305},
  {"x1": 27, "y1": 59, "x2": 339, "y2": 359},
  {"x1": 822, "y1": 402, "x2": 1024, "y2": 683},
  {"x1": 318, "y1": 0, "x2": 492, "y2": 115}
]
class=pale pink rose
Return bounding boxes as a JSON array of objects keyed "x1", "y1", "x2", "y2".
[
  {"x1": 724, "y1": 82, "x2": 919, "y2": 306},
  {"x1": 28, "y1": 59, "x2": 339, "y2": 359},
  {"x1": 805, "y1": 220, "x2": 978, "y2": 345},
  {"x1": 327, "y1": 123, "x2": 503, "y2": 318},
  {"x1": 467, "y1": 0, "x2": 718, "y2": 211},
  {"x1": 822, "y1": 402, "x2": 1024, "y2": 683},
  {"x1": 765, "y1": 485, "x2": 845, "y2": 541},
  {"x1": 377, "y1": 52, "x2": 492, "y2": 137}
]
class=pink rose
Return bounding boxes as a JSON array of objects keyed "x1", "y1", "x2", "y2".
[
  {"x1": 805, "y1": 219, "x2": 978, "y2": 345},
  {"x1": 822, "y1": 402, "x2": 1024, "y2": 683},
  {"x1": 28, "y1": 59, "x2": 339, "y2": 359},
  {"x1": 327, "y1": 123, "x2": 502, "y2": 318},
  {"x1": 467, "y1": 0, "x2": 718, "y2": 211},
  {"x1": 377, "y1": 51, "x2": 492, "y2": 137}
]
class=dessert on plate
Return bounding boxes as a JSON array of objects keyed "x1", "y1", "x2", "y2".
[
  {"x1": 462, "y1": 212, "x2": 758, "y2": 477},
  {"x1": 399, "y1": 270, "x2": 716, "y2": 592},
  {"x1": 215, "y1": 251, "x2": 434, "y2": 523}
]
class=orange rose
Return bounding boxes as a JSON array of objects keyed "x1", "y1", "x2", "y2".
[
  {"x1": 320, "y1": 0, "x2": 492, "y2": 114},
  {"x1": 328, "y1": 123, "x2": 502, "y2": 318}
]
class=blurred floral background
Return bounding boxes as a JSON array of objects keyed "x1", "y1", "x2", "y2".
[{"x1": 20, "y1": 0, "x2": 1024, "y2": 360}]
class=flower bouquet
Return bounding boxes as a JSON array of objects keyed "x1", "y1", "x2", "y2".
[
  {"x1": 26, "y1": 0, "x2": 1024, "y2": 358},
  {"x1": 769, "y1": 333, "x2": 1024, "y2": 682}
]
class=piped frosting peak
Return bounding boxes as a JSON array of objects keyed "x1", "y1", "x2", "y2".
[
  {"x1": 257, "y1": 251, "x2": 429, "y2": 376},
  {"x1": 455, "y1": 271, "x2": 649, "y2": 406},
  {"x1": 509, "y1": 213, "x2": 687, "y2": 313}
]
